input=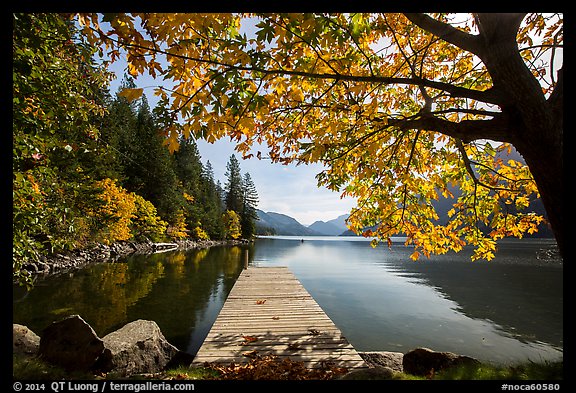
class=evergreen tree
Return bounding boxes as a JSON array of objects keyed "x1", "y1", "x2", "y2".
[
  {"x1": 199, "y1": 160, "x2": 224, "y2": 239},
  {"x1": 215, "y1": 180, "x2": 225, "y2": 206},
  {"x1": 241, "y1": 173, "x2": 259, "y2": 239},
  {"x1": 101, "y1": 85, "x2": 182, "y2": 224},
  {"x1": 174, "y1": 138, "x2": 203, "y2": 191},
  {"x1": 174, "y1": 137, "x2": 205, "y2": 231},
  {"x1": 224, "y1": 155, "x2": 244, "y2": 214},
  {"x1": 134, "y1": 96, "x2": 181, "y2": 223},
  {"x1": 98, "y1": 76, "x2": 139, "y2": 183},
  {"x1": 174, "y1": 138, "x2": 203, "y2": 194}
]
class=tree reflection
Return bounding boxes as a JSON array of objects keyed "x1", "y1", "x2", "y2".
[{"x1": 12, "y1": 246, "x2": 246, "y2": 353}]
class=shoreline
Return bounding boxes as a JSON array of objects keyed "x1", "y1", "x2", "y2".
[
  {"x1": 19, "y1": 235, "x2": 562, "y2": 284},
  {"x1": 19, "y1": 238, "x2": 250, "y2": 282}
]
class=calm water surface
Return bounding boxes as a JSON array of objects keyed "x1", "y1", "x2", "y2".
[{"x1": 13, "y1": 237, "x2": 562, "y2": 365}]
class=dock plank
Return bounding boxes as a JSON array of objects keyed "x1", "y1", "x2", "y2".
[{"x1": 192, "y1": 266, "x2": 367, "y2": 370}]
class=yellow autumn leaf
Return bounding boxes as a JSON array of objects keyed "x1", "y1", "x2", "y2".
[
  {"x1": 79, "y1": 13, "x2": 562, "y2": 261},
  {"x1": 118, "y1": 88, "x2": 144, "y2": 102}
]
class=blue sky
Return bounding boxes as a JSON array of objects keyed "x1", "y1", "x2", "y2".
[{"x1": 106, "y1": 59, "x2": 356, "y2": 226}]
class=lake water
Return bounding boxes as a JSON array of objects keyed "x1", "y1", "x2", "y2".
[{"x1": 13, "y1": 237, "x2": 563, "y2": 366}]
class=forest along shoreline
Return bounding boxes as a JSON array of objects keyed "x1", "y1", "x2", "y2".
[{"x1": 18, "y1": 238, "x2": 250, "y2": 282}]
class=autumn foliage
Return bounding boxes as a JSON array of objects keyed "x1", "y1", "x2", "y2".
[
  {"x1": 222, "y1": 210, "x2": 242, "y2": 240},
  {"x1": 203, "y1": 355, "x2": 349, "y2": 380},
  {"x1": 13, "y1": 14, "x2": 264, "y2": 289},
  {"x1": 77, "y1": 13, "x2": 563, "y2": 260}
]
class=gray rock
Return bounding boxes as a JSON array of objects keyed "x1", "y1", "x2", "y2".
[
  {"x1": 360, "y1": 351, "x2": 404, "y2": 372},
  {"x1": 100, "y1": 319, "x2": 180, "y2": 377},
  {"x1": 39, "y1": 315, "x2": 106, "y2": 372},
  {"x1": 402, "y1": 347, "x2": 480, "y2": 376},
  {"x1": 340, "y1": 366, "x2": 396, "y2": 380},
  {"x1": 13, "y1": 324, "x2": 40, "y2": 356}
]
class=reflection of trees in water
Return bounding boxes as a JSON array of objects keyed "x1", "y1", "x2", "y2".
[
  {"x1": 88, "y1": 260, "x2": 165, "y2": 333},
  {"x1": 120, "y1": 246, "x2": 246, "y2": 351},
  {"x1": 11, "y1": 258, "x2": 166, "y2": 336},
  {"x1": 12, "y1": 246, "x2": 247, "y2": 352}
]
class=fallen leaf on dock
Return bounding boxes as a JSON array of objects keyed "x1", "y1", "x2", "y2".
[
  {"x1": 272, "y1": 316, "x2": 280, "y2": 320},
  {"x1": 204, "y1": 354, "x2": 349, "y2": 380},
  {"x1": 255, "y1": 299, "x2": 266, "y2": 304},
  {"x1": 241, "y1": 335, "x2": 259, "y2": 345},
  {"x1": 242, "y1": 350, "x2": 259, "y2": 358},
  {"x1": 307, "y1": 328, "x2": 320, "y2": 336}
]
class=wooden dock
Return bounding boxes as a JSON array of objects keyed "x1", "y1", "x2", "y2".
[{"x1": 192, "y1": 266, "x2": 368, "y2": 369}]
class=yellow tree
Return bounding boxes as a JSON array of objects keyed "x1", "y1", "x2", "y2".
[
  {"x1": 77, "y1": 13, "x2": 563, "y2": 260},
  {"x1": 222, "y1": 210, "x2": 242, "y2": 240}
]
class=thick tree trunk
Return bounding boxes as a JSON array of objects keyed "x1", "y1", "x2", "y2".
[
  {"x1": 515, "y1": 134, "x2": 564, "y2": 260},
  {"x1": 475, "y1": 14, "x2": 564, "y2": 260}
]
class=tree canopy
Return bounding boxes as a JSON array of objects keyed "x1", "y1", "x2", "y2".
[
  {"x1": 76, "y1": 13, "x2": 563, "y2": 261},
  {"x1": 13, "y1": 13, "x2": 264, "y2": 288}
]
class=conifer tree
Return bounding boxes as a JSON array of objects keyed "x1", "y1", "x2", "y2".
[
  {"x1": 224, "y1": 155, "x2": 244, "y2": 215},
  {"x1": 134, "y1": 96, "x2": 181, "y2": 223},
  {"x1": 173, "y1": 137, "x2": 204, "y2": 228},
  {"x1": 99, "y1": 76, "x2": 138, "y2": 183},
  {"x1": 241, "y1": 173, "x2": 259, "y2": 239},
  {"x1": 199, "y1": 160, "x2": 225, "y2": 239}
]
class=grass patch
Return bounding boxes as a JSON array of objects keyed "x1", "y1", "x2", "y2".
[
  {"x1": 13, "y1": 353, "x2": 562, "y2": 381},
  {"x1": 161, "y1": 366, "x2": 221, "y2": 380},
  {"x1": 433, "y1": 360, "x2": 563, "y2": 380},
  {"x1": 13, "y1": 355, "x2": 96, "y2": 380}
]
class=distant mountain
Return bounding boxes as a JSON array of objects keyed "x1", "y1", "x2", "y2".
[
  {"x1": 308, "y1": 221, "x2": 341, "y2": 236},
  {"x1": 340, "y1": 146, "x2": 553, "y2": 238},
  {"x1": 256, "y1": 210, "x2": 321, "y2": 236},
  {"x1": 308, "y1": 214, "x2": 350, "y2": 236},
  {"x1": 256, "y1": 146, "x2": 553, "y2": 240}
]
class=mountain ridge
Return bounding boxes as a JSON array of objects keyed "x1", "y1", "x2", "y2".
[
  {"x1": 256, "y1": 209, "x2": 322, "y2": 236},
  {"x1": 308, "y1": 214, "x2": 349, "y2": 236}
]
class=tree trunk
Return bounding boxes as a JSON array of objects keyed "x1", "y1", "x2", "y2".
[
  {"x1": 476, "y1": 13, "x2": 564, "y2": 260},
  {"x1": 514, "y1": 130, "x2": 564, "y2": 260}
]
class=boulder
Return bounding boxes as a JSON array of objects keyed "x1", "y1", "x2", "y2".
[
  {"x1": 39, "y1": 315, "x2": 106, "y2": 372},
  {"x1": 100, "y1": 319, "x2": 180, "y2": 377},
  {"x1": 13, "y1": 324, "x2": 40, "y2": 356},
  {"x1": 360, "y1": 351, "x2": 404, "y2": 372},
  {"x1": 402, "y1": 347, "x2": 479, "y2": 376},
  {"x1": 339, "y1": 366, "x2": 396, "y2": 380}
]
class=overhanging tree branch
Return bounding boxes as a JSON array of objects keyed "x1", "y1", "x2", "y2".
[
  {"x1": 403, "y1": 13, "x2": 484, "y2": 57},
  {"x1": 95, "y1": 27, "x2": 504, "y2": 106},
  {"x1": 390, "y1": 114, "x2": 513, "y2": 144}
]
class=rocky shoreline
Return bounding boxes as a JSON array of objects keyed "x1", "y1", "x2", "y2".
[
  {"x1": 20, "y1": 238, "x2": 249, "y2": 280},
  {"x1": 21, "y1": 237, "x2": 562, "y2": 280}
]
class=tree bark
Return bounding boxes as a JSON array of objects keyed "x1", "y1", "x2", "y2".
[
  {"x1": 410, "y1": 13, "x2": 564, "y2": 259},
  {"x1": 516, "y1": 138, "x2": 563, "y2": 259},
  {"x1": 475, "y1": 13, "x2": 564, "y2": 259}
]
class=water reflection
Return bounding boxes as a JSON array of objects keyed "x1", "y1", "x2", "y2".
[
  {"x1": 251, "y1": 237, "x2": 562, "y2": 365},
  {"x1": 13, "y1": 238, "x2": 562, "y2": 366},
  {"x1": 13, "y1": 246, "x2": 246, "y2": 355}
]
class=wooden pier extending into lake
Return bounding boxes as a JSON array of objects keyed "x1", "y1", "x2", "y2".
[{"x1": 192, "y1": 266, "x2": 368, "y2": 370}]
